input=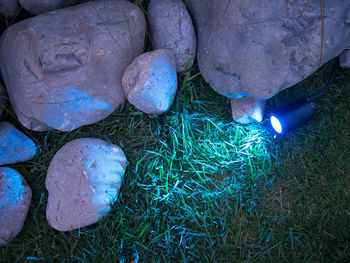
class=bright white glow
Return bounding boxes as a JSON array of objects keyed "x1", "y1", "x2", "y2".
[{"x1": 270, "y1": 115, "x2": 282, "y2": 134}]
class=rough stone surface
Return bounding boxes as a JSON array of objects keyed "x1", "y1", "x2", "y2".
[
  {"x1": 148, "y1": 0, "x2": 196, "y2": 72},
  {"x1": 184, "y1": 0, "x2": 350, "y2": 99},
  {"x1": 231, "y1": 97, "x2": 265, "y2": 124},
  {"x1": 0, "y1": 0, "x2": 146, "y2": 131},
  {"x1": 122, "y1": 49, "x2": 177, "y2": 115},
  {"x1": 0, "y1": 85, "x2": 4, "y2": 117},
  {"x1": 0, "y1": 0, "x2": 19, "y2": 18},
  {"x1": 19, "y1": 0, "x2": 77, "y2": 15},
  {"x1": 340, "y1": 50, "x2": 350, "y2": 68},
  {"x1": 46, "y1": 138, "x2": 127, "y2": 231},
  {"x1": 0, "y1": 122, "x2": 37, "y2": 166},
  {"x1": 0, "y1": 167, "x2": 32, "y2": 247}
]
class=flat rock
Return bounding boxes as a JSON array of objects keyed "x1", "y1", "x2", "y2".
[
  {"x1": 122, "y1": 49, "x2": 177, "y2": 115},
  {"x1": 0, "y1": 167, "x2": 32, "y2": 247},
  {"x1": 0, "y1": 0, "x2": 146, "y2": 131},
  {"x1": 148, "y1": 0, "x2": 196, "y2": 72},
  {"x1": 46, "y1": 138, "x2": 127, "y2": 231},
  {"x1": 0, "y1": 0, "x2": 19, "y2": 18},
  {"x1": 19, "y1": 0, "x2": 77, "y2": 15},
  {"x1": 231, "y1": 97, "x2": 265, "y2": 124},
  {"x1": 184, "y1": 0, "x2": 350, "y2": 99},
  {"x1": 0, "y1": 122, "x2": 37, "y2": 166}
]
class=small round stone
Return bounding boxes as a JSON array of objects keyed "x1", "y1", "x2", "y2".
[
  {"x1": 231, "y1": 97, "x2": 265, "y2": 124},
  {"x1": 122, "y1": 49, "x2": 177, "y2": 115}
]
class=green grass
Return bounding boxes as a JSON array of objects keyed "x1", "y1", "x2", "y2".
[
  {"x1": 1, "y1": 60, "x2": 349, "y2": 262},
  {"x1": 1, "y1": 66, "x2": 278, "y2": 262},
  {"x1": 1, "y1": 1, "x2": 350, "y2": 262}
]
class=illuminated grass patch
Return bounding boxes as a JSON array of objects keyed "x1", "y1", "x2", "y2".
[
  {"x1": 130, "y1": 114, "x2": 276, "y2": 259},
  {"x1": 91, "y1": 70, "x2": 279, "y2": 261},
  {"x1": 136, "y1": 111, "x2": 274, "y2": 208}
]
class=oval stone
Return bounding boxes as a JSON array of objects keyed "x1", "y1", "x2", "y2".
[
  {"x1": 122, "y1": 49, "x2": 177, "y2": 115},
  {"x1": 0, "y1": 167, "x2": 32, "y2": 247},
  {"x1": 0, "y1": 0, "x2": 146, "y2": 131},
  {"x1": 148, "y1": 0, "x2": 196, "y2": 72},
  {"x1": 45, "y1": 138, "x2": 127, "y2": 231}
]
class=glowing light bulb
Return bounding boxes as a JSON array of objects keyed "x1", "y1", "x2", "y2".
[{"x1": 270, "y1": 115, "x2": 282, "y2": 134}]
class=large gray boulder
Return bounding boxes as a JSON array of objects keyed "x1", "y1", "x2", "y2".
[
  {"x1": 0, "y1": 0, "x2": 19, "y2": 18},
  {"x1": 122, "y1": 49, "x2": 177, "y2": 115},
  {"x1": 0, "y1": 167, "x2": 32, "y2": 247},
  {"x1": 0, "y1": 0, "x2": 146, "y2": 131},
  {"x1": 184, "y1": 0, "x2": 350, "y2": 99},
  {"x1": 19, "y1": 0, "x2": 76, "y2": 15},
  {"x1": 46, "y1": 138, "x2": 127, "y2": 231},
  {"x1": 148, "y1": 0, "x2": 196, "y2": 72}
]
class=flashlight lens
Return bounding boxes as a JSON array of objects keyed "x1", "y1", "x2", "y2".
[{"x1": 270, "y1": 115, "x2": 282, "y2": 134}]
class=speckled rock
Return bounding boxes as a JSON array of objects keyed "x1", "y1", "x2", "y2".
[
  {"x1": 0, "y1": 85, "x2": 5, "y2": 117},
  {"x1": 0, "y1": 0, "x2": 146, "y2": 131},
  {"x1": 0, "y1": 122, "x2": 37, "y2": 166},
  {"x1": 19, "y1": 0, "x2": 77, "y2": 15},
  {"x1": 148, "y1": 0, "x2": 196, "y2": 72},
  {"x1": 46, "y1": 138, "x2": 127, "y2": 231},
  {"x1": 231, "y1": 97, "x2": 265, "y2": 124},
  {"x1": 0, "y1": 167, "x2": 32, "y2": 247},
  {"x1": 184, "y1": 0, "x2": 350, "y2": 99},
  {"x1": 122, "y1": 49, "x2": 177, "y2": 115},
  {"x1": 0, "y1": 0, "x2": 19, "y2": 18}
]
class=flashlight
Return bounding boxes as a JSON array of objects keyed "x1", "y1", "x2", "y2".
[
  {"x1": 269, "y1": 99, "x2": 314, "y2": 134},
  {"x1": 269, "y1": 62, "x2": 339, "y2": 134}
]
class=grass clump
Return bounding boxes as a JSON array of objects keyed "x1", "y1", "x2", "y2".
[
  {"x1": 130, "y1": 109, "x2": 276, "y2": 260},
  {"x1": 1, "y1": 59, "x2": 350, "y2": 262},
  {"x1": 1, "y1": 66, "x2": 279, "y2": 262}
]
